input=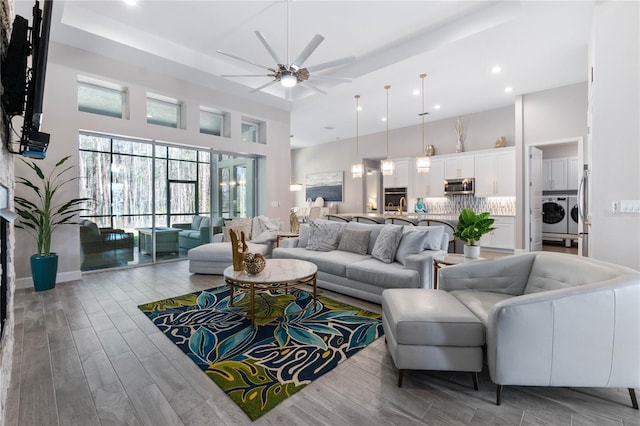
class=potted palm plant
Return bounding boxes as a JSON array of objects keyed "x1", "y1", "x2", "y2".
[
  {"x1": 15, "y1": 156, "x2": 90, "y2": 291},
  {"x1": 453, "y1": 208, "x2": 495, "y2": 258}
]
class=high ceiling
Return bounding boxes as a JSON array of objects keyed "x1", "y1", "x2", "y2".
[{"x1": 15, "y1": 0, "x2": 594, "y2": 148}]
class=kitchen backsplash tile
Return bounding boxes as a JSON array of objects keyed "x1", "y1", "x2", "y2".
[{"x1": 424, "y1": 195, "x2": 515, "y2": 216}]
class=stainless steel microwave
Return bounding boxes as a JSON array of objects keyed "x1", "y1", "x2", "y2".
[{"x1": 444, "y1": 178, "x2": 475, "y2": 195}]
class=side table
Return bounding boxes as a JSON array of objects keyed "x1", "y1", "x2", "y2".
[{"x1": 276, "y1": 231, "x2": 299, "y2": 247}]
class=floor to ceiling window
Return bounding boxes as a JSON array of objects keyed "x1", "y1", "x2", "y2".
[{"x1": 78, "y1": 132, "x2": 256, "y2": 271}]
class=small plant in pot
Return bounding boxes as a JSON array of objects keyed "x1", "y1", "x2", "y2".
[
  {"x1": 453, "y1": 208, "x2": 495, "y2": 258},
  {"x1": 15, "y1": 156, "x2": 90, "y2": 291}
]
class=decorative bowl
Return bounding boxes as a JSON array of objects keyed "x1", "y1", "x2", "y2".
[{"x1": 243, "y1": 252, "x2": 266, "y2": 275}]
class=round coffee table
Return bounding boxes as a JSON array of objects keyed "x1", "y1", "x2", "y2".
[{"x1": 223, "y1": 259, "x2": 318, "y2": 326}]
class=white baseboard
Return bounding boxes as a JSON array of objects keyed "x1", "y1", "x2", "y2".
[{"x1": 15, "y1": 270, "x2": 83, "y2": 290}]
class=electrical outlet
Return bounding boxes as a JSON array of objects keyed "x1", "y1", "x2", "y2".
[
  {"x1": 612, "y1": 201, "x2": 620, "y2": 213},
  {"x1": 271, "y1": 201, "x2": 280, "y2": 207}
]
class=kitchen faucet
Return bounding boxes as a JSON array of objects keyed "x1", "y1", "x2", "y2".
[{"x1": 398, "y1": 197, "x2": 406, "y2": 215}]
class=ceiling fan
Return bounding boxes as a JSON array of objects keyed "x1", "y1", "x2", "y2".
[{"x1": 217, "y1": 1, "x2": 355, "y2": 96}]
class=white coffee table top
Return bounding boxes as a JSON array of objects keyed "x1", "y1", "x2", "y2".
[
  {"x1": 223, "y1": 258, "x2": 317, "y2": 284},
  {"x1": 434, "y1": 253, "x2": 485, "y2": 266}
]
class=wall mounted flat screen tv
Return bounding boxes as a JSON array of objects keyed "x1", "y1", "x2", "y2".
[{"x1": 1, "y1": 0, "x2": 53, "y2": 159}]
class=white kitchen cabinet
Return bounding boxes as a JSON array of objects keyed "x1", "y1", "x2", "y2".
[
  {"x1": 543, "y1": 158, "x2": 566, "y2": 190},
  {"x1": 444, "y1": 154, "x2": 475, "y2": 179},
  {"x1": 412, "y1": 158, "x2": 444, "y2": 198},
  {"x1": 480, "y1": 216, "x2": 515, "y2": 250},
  {"x1": 543, "y1": 157, "x2": 579, "y2": 190},
  {"x1": 383, "y1": 159, "x2": 409, "y2": 189},
  {"x1": 566, "y1": 157, "x2": 580, "y2": 190},
  {"x1": 475, "y1": 148, "x2": 516, "y2": 197}
]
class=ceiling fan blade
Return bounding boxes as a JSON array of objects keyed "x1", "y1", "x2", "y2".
[
  {"x1": 249, "y1": 80, "x2": 279, "y2": 93},
  {"x1": 303, "y1": 82, "x2": 327, "y2": 95},
  {"x1": 308, "y1": 75, "x2": 353, "y2": 83},
  {"x1": 217, "y1": 50, "x2": 270, "y2": 70},
  {"x1": 306, "y1": 56, "x2": 356, "y2": 72},
  {"x1": 293, "y1": 34, "x2": 324, "y2": 67},
  {"x1": 254, "y1": 31, "x2": 282, "y2": 65},
  {"x1": 221, "y1": 74, "x2": 273, "y2": 78}
]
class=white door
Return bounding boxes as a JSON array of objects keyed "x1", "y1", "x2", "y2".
[{"x1": 529, "y1": 147, "x2": 543, "y2": 251}]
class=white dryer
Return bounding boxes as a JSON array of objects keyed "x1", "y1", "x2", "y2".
[
  {"x1": 568, "y1": 196, "x2": 578, "y2": 235},
  {"x1": 542, "y1": 196, "x2": 568, "y2": 234}
]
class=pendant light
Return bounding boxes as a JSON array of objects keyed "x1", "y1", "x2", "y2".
[
  {"x1": 415, "y1": 73, "x2": 431, "y2": 173},
  {"x1": 380, "y1": 85, "x2": 394, "y2": 176},
  {"x1": 350, "y1": 95, "x2": 363, "y2": 178}
]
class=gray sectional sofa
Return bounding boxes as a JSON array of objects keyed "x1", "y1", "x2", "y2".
[{"x1": 272, "y1": 220, "x2": 448, "y2": 303}]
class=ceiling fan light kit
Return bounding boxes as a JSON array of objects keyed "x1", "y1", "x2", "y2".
[
  {"x1": 218, "y1": 0, "x2": 354, "y2": 96},
  {"x1": 381, "y1": 85, "x2": 394, "y2": 176},
  {"x1": 416, "y1": 73, "x2": 431, "y2": 174},
  {"x1": 351, "y1": 95, "x2": 363, "y2": 179}
]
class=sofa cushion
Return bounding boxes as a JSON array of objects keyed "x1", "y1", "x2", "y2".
[
  {"x1": 371, "y1": 225, "x2": 403, "y2": 263},
  {"x1": 84, "y1": 220, "x2": 101, "y2": 236},
  {"x1": 191, "y1": 215, "x2": 203, "y2": 230},
  {"x1": 181, "y1": 230, "x2": 201, "y2": 239},
  {"x1": 337, "y1": 228, "x2": 371, "y2": 255},
  {"x1": 347, "y1": 258, "x2": 419, "y2": 288},
  {"x1": 307, "y1": 220, "x2": 345, "y2": 251},
  {"x1": 345, "y1": 222, "x2": 383, "y2": 254},
  {"x1": 271, "y1": 247, "x2": 312, "y2": 262},
  {"x1": 382, "y1": 289, "x2": 485, "y2": 346},
  {"x1": 418, "y1": 225, "x2": 445, "y2": 250},
  {"x1": 200, "y1": 216, "x2": 210, "y2": 228},
  {"x1": 395, "y1": 228, "x2": 430, "y2": 266},
  {"x1": 524, "y1": 253, "x2": 622, "y2": 294},
  {"x1": 449, "y1": 290, "x2": 515, "y2": 326},
  {"x1": 188, "y1": 242, "x2": 269, "y2": 262},
  {"x1": 311, "y1": 250, "x2": 371, "y2": 276}
]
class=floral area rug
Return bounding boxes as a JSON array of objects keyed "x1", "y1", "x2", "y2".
[{"x1": 138, "y1": 286, "x2": 383, "y2": 420}]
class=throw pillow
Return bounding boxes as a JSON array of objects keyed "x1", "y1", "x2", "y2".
[
  {"x1": 419, "y1": 225, "x2": 446, "y2": 250},
  {"x1": 395, "y1": 228, "x2": 430, "y2": 266},
  {"x1": 371, "y1": 225, "x2": 403, "y2": 263},
  {"x1": 307, "y1": 220, "x2": 345, "y2": 251},
  {"x1": 191, "y1": 215, "x2": 203, "y2": 230},
  {"x1": 297, "y1": 224, "x2": 311, "y2": 247},
  {"x1": 251, "y1": 215, "x2": 279, "y2": 243},
  {"x1": 222, "y1": 218, "x2": 252, "y2": 242},
  {"x1": 337, "y1": 228, "x2": 371, "y2": 255}
]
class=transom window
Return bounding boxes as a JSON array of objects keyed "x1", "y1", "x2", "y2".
[{"x1": 77, "y1": 76, "x2": 126, "y2": 118}]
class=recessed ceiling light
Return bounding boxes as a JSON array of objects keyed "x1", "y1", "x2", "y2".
[
  {"x1": 356, "y1": 106, "x2": 362, "y2": 111},
  {"x1": 492, "y1": 66, "x2": 502, "y2": 74},
  {"x1": 123, "y1": 0, "x2": 137, "y2": 5},
  {"x1": 381, "y1": 117, "x2": 387, "y2": 122},
  {"x1": 504, "y1": 86, "x2": 513, "y2": 93},
  {"x1": 412, "y1": 89, "x2": 420, "y2": 96},
  {"x1": 434, "y1": 104, "x2": 441, "y2": 110}
]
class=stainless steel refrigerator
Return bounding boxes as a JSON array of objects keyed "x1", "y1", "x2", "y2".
[{"x1": 577, "y1": 164, "x2": 590, "y2": 257}]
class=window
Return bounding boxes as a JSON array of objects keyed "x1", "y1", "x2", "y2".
[
  {"x1": 241, "y1": 121, "x2": 258, "y2": 143},
  {"x1": 200, "y1": 108, "x2": 224, "y2": 136},
  {"x1": 78, "y1": 132, "x2": 258, "y2": 270},
  {"x1": 241, "y1": 117, "x2": 266, "y2": 143},
  {"x1": 77, "y1": 77, "x2": 126, "y2": 118},
  {"x1": 147, "y1": 93, "x2": 181, "y2": 128}
]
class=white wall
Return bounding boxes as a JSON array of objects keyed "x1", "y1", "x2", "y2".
[
  {"x1": 522, "y1": 83, "x2": 588, "y2": 144},
  {"x1": 14, "y1": 42, "x2": 292, "y2": 281},
  {"x1": 589, "y1": 1, "x2": 640, "y2": 269},
  {"x1": 291, "y1": 105, "x2": 514, "y2": 212}
]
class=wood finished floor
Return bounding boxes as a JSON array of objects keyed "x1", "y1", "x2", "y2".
[{"x1": 4, "y1": 260, "x2": 639, "y2": 426}]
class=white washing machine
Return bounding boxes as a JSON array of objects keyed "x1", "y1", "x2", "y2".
[
  {"x1": 568, "y1": 196, "x2": 578, "y2": 235},
  {"x1": 542, "y1": 196, "x2": 568, "y2": 234}
]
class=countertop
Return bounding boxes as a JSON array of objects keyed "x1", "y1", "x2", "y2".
[{"x1": 337, "y1": 212, "x2": 515, "y2": 222}]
